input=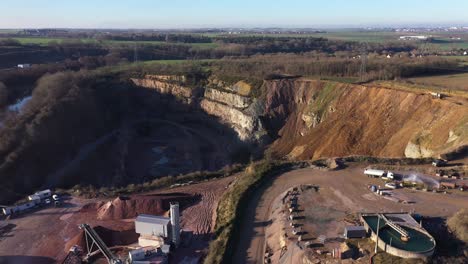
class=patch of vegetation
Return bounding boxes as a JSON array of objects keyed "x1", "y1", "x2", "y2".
[
  {"x1": 204, "y1": 160, "x2": 291, "y2": 264},
  {"x1": 342, "y1": 156, "x2": 433, "y2": 165},
  {"x1": 0, "y1": 37, "x2": 219, "y2": 48},
  {"x1": 447, "y1": 209, "x2": 468, "y2": 244},
  {"x1": 374, "y1": 80, "x2": 468, "y2": 99},
  {"x1": 373, "y1": 252, "x2": 424, "y2": 264},
  {"x1": 70, "y1": 164, "x2": 244, "y2": 199},
  {"x1": 308, "y1": 81, "x2": 343, "y2": 121},
  {"x1": 412, "y1": 131, "x2": 433, "y2": 148},
  {"x1": 209, "y1": 74, "x2": 264, "y2": 98}
]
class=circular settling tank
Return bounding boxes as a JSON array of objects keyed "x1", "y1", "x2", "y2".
[{"x1": 363, "y1": 216, "x2": 435, "y2": 253}]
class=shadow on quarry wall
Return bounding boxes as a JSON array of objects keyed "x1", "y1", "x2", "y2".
[
  {"x1": 0, "y1": 81, "x2": 247, "y2": 204},
  {"x1": 57, "y1": 84, "x2": 248, "y2": 189}
]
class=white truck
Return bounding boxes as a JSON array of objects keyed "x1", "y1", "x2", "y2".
[{"x1": 364, "y1": 169, "x2": 394, "y2": 179}]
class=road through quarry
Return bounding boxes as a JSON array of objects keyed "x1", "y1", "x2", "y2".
[{"x1": 232, "y1": 164, "x2": 468, "y2": 264}]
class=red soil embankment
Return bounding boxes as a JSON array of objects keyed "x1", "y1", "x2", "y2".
[
  {"x1": 95, "y1": 193, "x2": 197, "y2": 220},
  {"x1": 264, "y1": 78, "x2": 468, "y2": 159}
]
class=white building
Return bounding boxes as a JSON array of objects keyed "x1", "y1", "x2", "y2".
[
  {"x1": 134, "y1": 202, "x2": 181, "y2": 248},
  {"x1": 399, "y1": 35, "x2": 428, "y2": 41},
  {"x1": 135, "y1": 214, "x2": 171, "y2": 237}
]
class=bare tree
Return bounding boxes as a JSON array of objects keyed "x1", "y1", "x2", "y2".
[{"x1": 0, "y1": 81, "x2": 8, "y2": 106}]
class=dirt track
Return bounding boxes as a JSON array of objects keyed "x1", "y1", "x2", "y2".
[{"x1": 233, "y1": 164, "x2": 468, "y2": 264}]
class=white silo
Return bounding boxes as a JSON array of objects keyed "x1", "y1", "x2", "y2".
[{"x1": 170, "y1": 202, "x2": 180, "y2": 246}]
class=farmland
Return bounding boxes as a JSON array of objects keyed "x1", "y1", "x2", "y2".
[
  {"x1": 0, "y1": 36, "x2": 218, "y2": 48},
  {"x1": 212, "y1": 30, "x2": 468, "y2": 51},
  {"x1": 406, "y1": 72, "x2": 468, "y2": 91}
]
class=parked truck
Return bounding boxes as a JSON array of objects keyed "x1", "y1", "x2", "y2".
[
  {"x1": 432, "y1": 159, "x2": 447, "y2": 167},
  {"x1": 364, "y1": 169, "x2": 394, "y2": 179}
]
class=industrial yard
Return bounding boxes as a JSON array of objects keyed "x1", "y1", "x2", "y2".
[
  {"x1": 0, "y1": 176, "x2": 234, "y2": 264},
  {"x1": 235, "y1": 161, "x2": 468, "y2": 264},
  {"x1": 0, "y1": 160, "x2": 466, "y2": 263}
]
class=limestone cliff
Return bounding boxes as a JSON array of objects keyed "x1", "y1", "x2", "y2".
[
  {"x1": 204, "y1": 88, "x2": 251, "y2": 109},
  {"x1": 131, "y1": 75, "x2": 201, "y2": 103},
  {"x1": 200, "y1": 99, "x2": 261, "y2": 141},
  {"x1": 132, "y1": 75, "x2": 266, "y2": 143}
]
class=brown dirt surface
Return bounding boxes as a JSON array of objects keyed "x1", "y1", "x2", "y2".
[
  {"x1": 234, "y1": 163, "x2": 468, "y2": 264},
  {"x1": 265, "y1": 79, "x2": 468, "y2": 159},
  {"x1": 0, "y1": 176, "x2": 234, "y2": 263},
  {"x1": 156, "y1": 176, "x2": 235, "y2": 235},
  {"x1": 95, "y1": 193, "x2": 197, "y2": 220}
]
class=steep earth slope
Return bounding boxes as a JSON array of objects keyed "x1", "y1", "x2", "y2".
[
  {"x1": 264, "y1": 78, "x2": 468, "y2": 159},
  {"x1": 132, "y1": 75, "x2": 468, "y2": 160}
]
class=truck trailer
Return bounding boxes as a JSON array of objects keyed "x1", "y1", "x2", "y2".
[{"x1": 364, "y1": 169, "x2": 394, "y2": 179}]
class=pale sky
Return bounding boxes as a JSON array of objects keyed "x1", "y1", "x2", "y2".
[{"x1": 1, "y1": 0, "x2": 467, "y2": 29}]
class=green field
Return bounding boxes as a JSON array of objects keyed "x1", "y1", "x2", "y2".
[
  {"x1": 210, "y1": 30, "x2": 398, "y2": 42},
  {"x1": 0, "y1": 37, "x2": 218, "y2": 48},
  {"x1": 2, "y1": 31, "x2": 468, "y2": 50},
  {"x1": 93, "y1": 59, "x2": 216, "y2": 75},
  {"x1": 213, "y1": 30, "x2": 468, "y2": 50},
  {"x1": 0, "y1": 29, "x2": 19, "y2": 34},
  {"x1": 406, "y1": 72, "x2": 468, "y2": 91}
]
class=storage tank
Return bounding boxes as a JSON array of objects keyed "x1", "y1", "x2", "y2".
[{"x1": 170, "y1": 202, "x2": 180, "y2": 246}]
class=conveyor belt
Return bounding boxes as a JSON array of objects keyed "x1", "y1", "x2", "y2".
[
  {"x1": 79, "y1": 224, "x2": 122, "y2": 264},
  {"x1": 379, "y1": 214, "x2": 410, "y2": 239}
]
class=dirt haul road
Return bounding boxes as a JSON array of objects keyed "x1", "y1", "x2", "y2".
[{"x1": 233, "y1": 164, "x2": 468, "y2": 264}]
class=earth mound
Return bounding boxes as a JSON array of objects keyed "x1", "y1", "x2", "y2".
[{"x1": 96, "y1": 193, "x2": 197, "y2": 220}]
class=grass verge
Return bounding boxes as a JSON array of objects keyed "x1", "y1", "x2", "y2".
[
  {"x1": 204, "y1": 160, "x2": 293, "y2": 264},
  {"x1": 66, "y1": 164, "x2": 244, "y2": 199}
]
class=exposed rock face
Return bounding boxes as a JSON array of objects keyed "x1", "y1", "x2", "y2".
[
  {"x1": 404, "y1": 142, "x2": 434, "y2": 158},
  {"x1": 208, "y1": 78, "x2": 252, "y2": 96},
  {"x1": 131, "y1": 75, "x2": 201, "y2": 103},
  {"x1": 132, "y1": 75, "x2": 266, "y2": 143},
  {"x1": 200, "y1": 99, "x2": 260, "y2": 141},
  {"x1": 264, "y1": 78, "x2": 468, "y2": 159},
  {"x1": 204, "y1": 88, "x2": 251, "y2": 109}
]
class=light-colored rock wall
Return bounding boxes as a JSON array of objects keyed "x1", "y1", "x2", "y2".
[
  {"x1": 131, "y1": 78, "x2": 193, "y2": 99},
  {"x1": 200, "y1": 99, "x2": 258, "y2": 141},
  {"x1": 146, "y1": 74, "x2": 186, "y2": 83},
  {"x1": 204, "y1": 88, "x2": 251, "y2": 109},
  {"x1": 132, "y1": 76, "x2": 265, "y2": 142}
]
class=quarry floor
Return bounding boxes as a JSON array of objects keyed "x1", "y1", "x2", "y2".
[
  {"x1": 233, "y1": 162, "x2": 468, "y2": 264},
  {"x1": 0, "y1": 176, "x2": 234, "y2": 264}
]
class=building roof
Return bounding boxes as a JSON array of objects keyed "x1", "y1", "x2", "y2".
[
  {"x1": 136, "y1": 214, "x2": 171, "y2": 226},
  {"x1": 345, "y1": 226, "x2": 366, "y2": 231}
]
